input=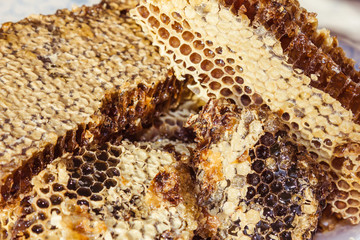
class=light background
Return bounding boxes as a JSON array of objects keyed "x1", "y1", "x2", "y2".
[{"x1": 0, "y1": 0, "x2": 359, "y2": 239}]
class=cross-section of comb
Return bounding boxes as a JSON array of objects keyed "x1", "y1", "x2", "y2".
[
  {"x1": 139, "y1": 93, "x2": 205, "y2": 142},
  {"x1": 131, "y1": 0, "x2": 360, "y2": 223},
  {"x1": 0, "y1": 139, "x2": 199, "y2": 239},
  {"x1": 0, "y1": 0, "x2": 188, "y2": 205},
  {"x1": 186, "y1": 99, "x2": 329, "y2": 239}
]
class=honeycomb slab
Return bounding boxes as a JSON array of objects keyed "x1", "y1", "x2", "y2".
[
  {"x1": 0, "y1": 140, "x2": 198, "y2": 239},
  {"x1": 0, "y1": 0, "x2": 187, "y2": 203},
  {"x1": 131, "y1": 0, "x2": 360, "y2": 223},
  {"x1": 187, "y1": 99, "x2": 329, "y2": 239}
]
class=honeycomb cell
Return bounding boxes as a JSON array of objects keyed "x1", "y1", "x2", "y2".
[
  {"x1": 352, "y1": 182, "x2": 360, "y2": 190},
  {"x1": 211, "y1": 68, "x2": 224, "y2": 79},
  {"x1": 279, "y1": 192, "x2": 291, "y2": 204},
  {"x1": 50, "y1": 195, "x2": 63, "y2": 205},
  {"x1": 256, "y1": 145, "x2": 270, "y2": 159},
  {"x1": 79, "y1": 176, "x2": 94, "y2": 187},
  {"x1": 348, "y1": 199, "x2": 360, "y2": 206},
  {"x1": 93, "y1": 171, "x2": 107, "y2": 182},
  {"x1": 215, "y1": 59, "x2": 225, "y2": 67},
  {"x1": 220, "y1": 88, "x2": 233, "y2": 97},
  {"x1": 215, "y1": 47, "x2": 222, "y2": 54},
  {"x1": 244, "y1": 86, "x2": 252, "y2": 94},
  {"x1": 247, "y1": 187, "x2": 256, "y2": 199},
  {"x1": 346, "y1": 207, "x2": 359, "y2": 215},
  {"x1": 222, "y1": 76, "x2": 234, "y2": 85},
  {"x1": 83, "y1": 152, "x2": 96, "y2": 162},
  {"x1": 284, "y1": 215, "x2": 294, "y2": 227},
  {"x1": 90, "y1": 195, "x2": 103, "y2": 201},
  {"x1": 183, "y1": 19, "x2": 191, "y2": 29},
  {"x1": 104, "y1": 179, "x2": 117, "y2": 189},
  {"x1": 31, "y1": 225, "x2": 44, "y2": 234},
  {"x1": 200, "y1": 60, "x2": 214, "y2": 71},
  {"x1": 193, "y1": 40, "x2": 205, "y2": 50},
  {"x1": 106, "y1": 168, "x2": 120, "y2": 178},
  {"x1": 232, "y1": 85, "x2": 243, "y2": 95},
  {"x1": 257, "y1": 183, "x2": 270, "y2": 197},
  {"x1": 171, "y1": 12, "x2": 182, "y2": 20},
  {"x1": 260, "y1": 133, "x2": 276, "y2": 146},
  {"x1": 290, "y1": 122, "x2": 299, "y2": 131},
  {"x1": 240, "y1": 94, "x2": 252, "y2": 106},
  {"x1": 265, "y1": 194, "x2": 277, "y2": 207},
  {"x1": 40, "y1": 187, "x2": 50, "y2": 194},
  {"x1": 280, "y1": 231, "x2": 292, "y2": 240},
  {"x1": 77, "y1": 188, "x2": 92, "y2": 197},
  {"x1": 94, "y1": 161, "x2": 108, "y2": 171},
  {"x1": 108, "y1": 157, "x2": 120, "y2": 167},
  {"x1": 96, "y1": 151, "x2": 108, "y2": 161},
  {"x1": 235, "y1": 76, "x2": 244, "y2": 84},
  {"x1": 64, "y1": 192, "x2": 77, "y2": 199},
  {"x1": 351, "y1": 190, "x2": 360, "y2": 198},
  {"x1": 256, "y1": 221, "x2": 270, "y2": 233},
  {"x1": 271, "y1": 220, "x2": 284, "y2": 233},
  {"x1": 235, "y1": 65, "x2": 243, "y2": 73},
  {"x1": 204, "y1": 48, "x2": 215, "y2": 58},
  {"x1": 190, "y1": 53, "x2": 202, "y2": 64},
  {"x1": 38, "y1": 212, "x2": 47, "y2": 221},
  {"x1": 137, "y1": 6, "x2": 150, "y2": 19},
  {"x1": 334, "y1": 201, "x2": 347, "y2": 210},
  {"x1": 224, "y1": 66, "x2": 235, "y2": 75},
  {"x1": 251, "y1": 94, "x2": 263, "y2": 105},
  {"x1": 324, "y1": 138, "x2": 333, "y2": 146},
  {"x1": 247, "y1": 173, "x2": 261, "y2": 186},
  {"x1": 149, "y1": 4, "x2": 160, "y2": 15},
  {"x1": 338, "y1": 180, "x2": 351, "y2": 190},
  {"x1": 171, "y1": 21, "x2": 183, "y2": 33},
  {"x1": 72, "y1": 157, "x2": 83, "y2": 168},
  {"x1": 209, "y1": 81, "x2": 222, "y2": 91},
  {"x1": 182, "y1": 31, "x2": 194, "y2": 42},
  {"x1": 160, "y1": 13, "x2": 170, "y2": 25},
  {"x1": 158, "y1": 28, "x2": 170, "y2": 39},
  {"x1": 253, "y1": 160, "x2": 265, "y2": 173},
  {"x1": 148, "y1": 16, "x2": 160, "y2": 29},
  {"x1": 71, "y1": 172, "x2": 81, "y2": 179},
  {"x1": 281, "y1": 112, "x2": 290, "y2": 121},
  {"x1": 180, "y1": 44, "x2": 192, "y2": 55},
  {"x1": 263, "y1": 208, "x2": 274, "y2": 218},
  {"x1": 43, "y1": 173, "x2": 55, "y2": 184},
  {"x1": 274, "y1": 205, "x2": 288, "y2": 216},
  {"x1": 290, "y1": 204, "x2": 302, "y2": 215},
  {"x1": 261, "y1": 170, "x2": 274, "y2": 184},
  {"x1": 81, "y1": 163, "x2": 95, "y2": 175},
  {"x1": 169, "y1": 36, "x2": 181, "y2": 48},
  {"x1": 36, "y1": 199, "x2": 50, "y2": 209},
  {"x1": 52, "y1": 183, "x2": 65, "y2": 192},
  {"x1": 77, "y1": 199, "x2": 89, "y2": 206}
]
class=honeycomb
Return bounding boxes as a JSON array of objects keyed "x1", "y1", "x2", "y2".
[
  {"x1": 0, "y1": 0, "x2": 188, "y2": 204},
  {"x1": 187, "y1": 99, "x2": 329, "y2": 239},
  {"x1": 0, "y1": 139, "x2": 199, "y2": 239},
  {"x1": 140, "y1": 94, "x2": 205, "y2": 142},
  {"x1": 131, "y1": 0, "x2": 360, "y2": 223}
]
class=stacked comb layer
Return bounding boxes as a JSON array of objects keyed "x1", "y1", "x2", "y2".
[
  {"x1": 187, "y1": 99, "x2": 329, "y2": 239},
  {"x1": 0, "y1": 140, "x2": 198, "y2": 239},
  {"x1": 1, "y1": 0, "x2": 360, "y2": 238},
  {"x1": 131, "y1": 0, "x2": 360, "y2": 223},
  {"x1": 0, "y1": 0, "x2": 188, "y2": 204}
]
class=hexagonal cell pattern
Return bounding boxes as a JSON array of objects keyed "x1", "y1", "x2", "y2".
[
  {"x1": 131, "y1": 0, "x2": 360, "y2": 223},
  {"x1": 0, "y1": 140, "x2": 198, "y2": 239},
  {"x1": 187, "y1": 99, "x2": 329, "y2": 239}
]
